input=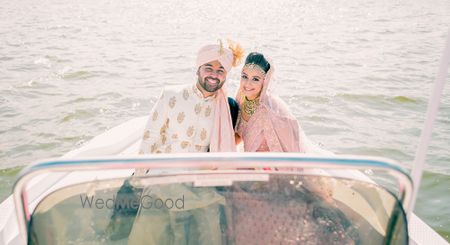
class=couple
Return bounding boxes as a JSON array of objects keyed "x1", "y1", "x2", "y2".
[
  {"x1": 128, "y1": 42, "x2": 343, "y2": 244},
  {"x1": 138, "y1": 40, "x2": 306, "y2": 156},
  {"x1": 127, "y1": 41, "x2": 311, "y2": 244}
]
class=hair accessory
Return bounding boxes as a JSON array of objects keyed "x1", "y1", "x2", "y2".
[{"x1": 244, "y1": 63, "x2": 266, "y2": 75}]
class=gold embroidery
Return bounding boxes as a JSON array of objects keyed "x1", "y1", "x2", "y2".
[
  {"x1": 160, "y1": 119, "x2": 169, "y2": 134},
  {"x1": 187, "y1": 126, "x2": 194, "y2": 137},
  {"x1": 150, "y1": 143, "x2": 158, "y2": 153},
  {"x1": 165, "y1": 145, "x2": 172, "y2": 153},
  {"x1": 177, "y1": 112, "x2": 185, "y2": 123},
  {"x1": 183, "y1": 89, "x2": 189, "y2": 100},
  {"x1": 195, "y1": 145, "x2": 202, "y2": 151},
  {"x1": 169, "y1": 96, "x2": 176, "y2": 108},
  {"x1": 205, "y1": 106, "x2": 212, "y2": 117},
  {"x1": 152, "y1": 111, "x2": 158, "y2": 121},
  {"x1": 159, "y1": 119, "x2": 169, "y2": 145},
  {"x1": 218, "y1": 39, "x2": 224, "y2": 55},
  {"x1": 156, "y1": 150, "x2": 162, "y2": 154},
  {"x1": 195, "y1": 103, "x2": 202, "y2": 114},
  {"x1": 192, "y1": 84, "x2": 204, "y2": 99},
  {"x1": 200, "y1": 128, "x2": 207, "y2": 141},
  {"x1": 181, "y1": 141, "x2": 189, "y2": 149},
  {"x1": 172, "y1": 133, "x2": 178, "y2": 140},
  {"x1": 143, "y1": 130, "x2": 150, "y2": 140}
]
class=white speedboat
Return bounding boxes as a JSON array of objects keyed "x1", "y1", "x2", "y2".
[{"x1": 0, "y1": 115, "x2": 448, "y2": 245}]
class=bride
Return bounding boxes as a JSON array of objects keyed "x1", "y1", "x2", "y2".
[{"x1": 235, "y1": 52, "x2": 307, "y2": 152}]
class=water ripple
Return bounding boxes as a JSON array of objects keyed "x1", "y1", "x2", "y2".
[
  {"x1": 60, "y1": 109, "x2": 96, "y2": 122},
  {"x1": 61, "y1": 70, "x2": 96, "y2": 80},
  {"x1": 1, "y1": 0, "x2": 449, "y2": 238}
]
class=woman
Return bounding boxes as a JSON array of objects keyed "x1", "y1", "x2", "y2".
[
  {"x1": 228, "y1": 54, "x2": 356, "y2": 245},
  {"x1": 235, "y1": 52, "x2": 306, "y2": 152}
]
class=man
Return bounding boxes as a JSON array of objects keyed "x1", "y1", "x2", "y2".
[
  {"x1": 125, "y1": 42, "x2": 243, "y2": 244},
  {"x1": 138, "y1": 41, "x2": 242, "y2": 156}
]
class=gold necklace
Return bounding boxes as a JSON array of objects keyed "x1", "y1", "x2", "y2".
[{"x1": 243, "y1": 96, "x2": 259, "y2": 116}]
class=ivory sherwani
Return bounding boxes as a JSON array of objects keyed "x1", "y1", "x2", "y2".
[{"x1": 139, "y1": 84, "x2": 216, "y2": 154}]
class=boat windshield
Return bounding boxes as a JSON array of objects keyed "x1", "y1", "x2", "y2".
[{"x1": 15, "y1": 155, "x2": 411, "y2": 244}]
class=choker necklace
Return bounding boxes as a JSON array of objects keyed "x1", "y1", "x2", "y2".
[{"x1": 243, "y1": 96, "x2": 259, "y2": 116}]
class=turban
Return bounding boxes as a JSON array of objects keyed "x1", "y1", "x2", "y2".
[
  {"x1": 195, "y1": 41, "x2": 244, "y2": 152},
  {"x1": 196, "y1": 41, "x2": 244, "y2": 72},
  {"x1": 196, "y1": 44, "x2": 233, "y2": 72}
]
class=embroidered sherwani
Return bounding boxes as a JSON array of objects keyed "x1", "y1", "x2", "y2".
[
  {"x1": 130, "y1": 85, "x2": 224, "y2": 245},
  {"x1": 139, "y1": 84, "x2": 216, "y2": 154}
]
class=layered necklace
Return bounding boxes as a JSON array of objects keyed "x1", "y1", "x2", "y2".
[{"x1": 242, "y1": 96, "x2": 260, "y2": 116}]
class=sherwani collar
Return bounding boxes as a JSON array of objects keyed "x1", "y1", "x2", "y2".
[{"x1": 192, "y1": 84, "x2": 217, "y2": 102}]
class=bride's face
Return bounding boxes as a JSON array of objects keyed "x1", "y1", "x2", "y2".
[{"x1": 240, "y1": 66, "x2": 265, "y2": 100}]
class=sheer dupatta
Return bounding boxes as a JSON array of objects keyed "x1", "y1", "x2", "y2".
[
  {"x1": 236, "y1": 59, "x2": 306, "y2": 152},
  {"x1": 210, "y1": 87, "x2": 236, "y2": 152}
]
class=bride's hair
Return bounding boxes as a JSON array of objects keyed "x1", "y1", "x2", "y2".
[{"x1": 244, "y1": 52, "x2": 271, "y2": 73}]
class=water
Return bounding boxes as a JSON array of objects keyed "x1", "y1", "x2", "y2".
[{"x1": 1, "y1": 0, "x2": 449, "y2": 241}]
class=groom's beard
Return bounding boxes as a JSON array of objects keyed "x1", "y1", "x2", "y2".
[{"x1": 198, "y1": 76, "x2": 225, "y2": 93}]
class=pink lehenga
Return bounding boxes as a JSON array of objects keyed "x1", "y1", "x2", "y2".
[
  {"x1": 235, "y1": 59, "x2": 306, "y2": 153},
  {"x1": 228, "y1": 59, "x2": 354, "y2": 245}
]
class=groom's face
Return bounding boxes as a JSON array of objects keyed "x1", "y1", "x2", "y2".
[{"x1": 197, "y1": 60, "x2": 227, "y2": 96}]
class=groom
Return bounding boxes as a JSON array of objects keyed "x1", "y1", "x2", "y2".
[
  {"x1": 139, "y1": 41, "x2": 241, "y2": 157},
  {"x1": 126, "y1": 42, "x2": 242, "y2": 244}
]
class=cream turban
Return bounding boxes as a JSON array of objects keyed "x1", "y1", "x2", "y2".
[
  {"x1": 196, "y1": 44, "x2": 234, "y2": 72},
  {"x1": 195, "y1": 42, "x2": 242, "y2": 152}
]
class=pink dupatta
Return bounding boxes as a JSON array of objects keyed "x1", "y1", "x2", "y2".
[
  {"x1": 209, "y1": 87, "x2": 236, "y2": 152},
  {"x1": 236, "y1": 59, "x2": 306, "y2": 152}
]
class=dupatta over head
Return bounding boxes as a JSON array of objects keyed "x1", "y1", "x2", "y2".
[{"x1": 236, "y1": 58, "x2": 306, "y2": 152}]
